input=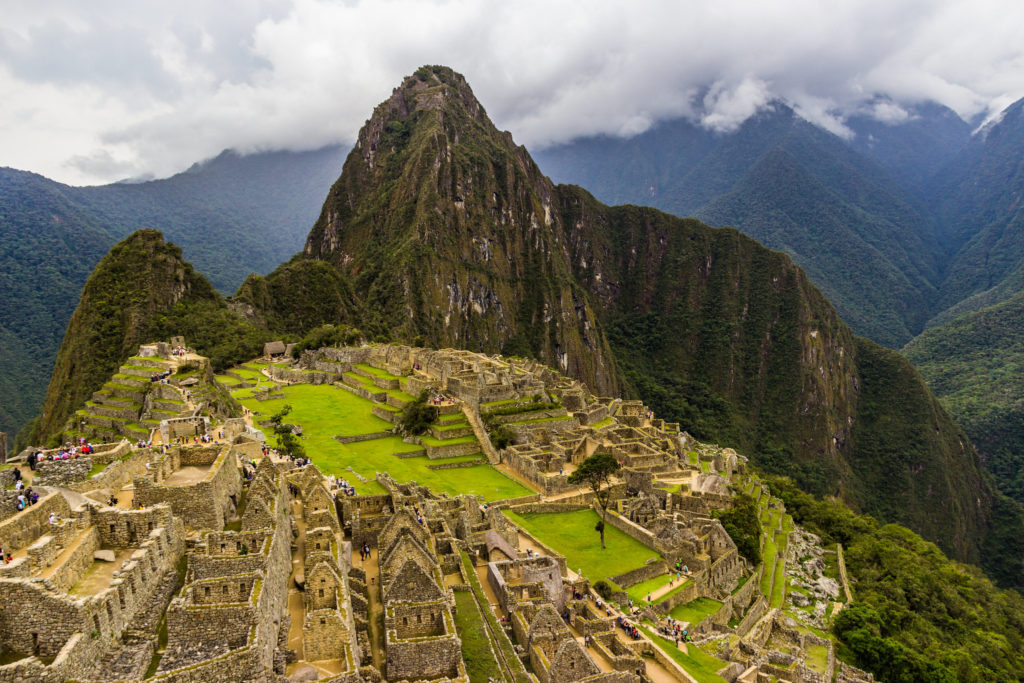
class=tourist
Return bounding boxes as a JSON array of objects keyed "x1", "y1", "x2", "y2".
[
  {"x1": 48, "y1": 512, "x2": 58, "y2": 525},
  {"x1": 3, "y1": 554, "x2": 10, "y2": 564},
  {"x1": 14, "y1": 479, "x2": 23, "y2": 491},
  {"x1": 11, "y1": 467, "x2": 21, "y2": 482}
]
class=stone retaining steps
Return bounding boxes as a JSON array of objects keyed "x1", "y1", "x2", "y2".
[{"x1": 75, "y1": 356, "x2": 190, "y2": 443}]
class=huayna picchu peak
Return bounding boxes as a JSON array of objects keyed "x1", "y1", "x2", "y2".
[{"x1": 6, "y1": 65, "x2": 1023, "y2": 683}]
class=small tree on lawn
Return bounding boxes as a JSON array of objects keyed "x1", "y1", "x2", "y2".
[
  {"x1": 269, "y1": 404, "x2": 305, "y2": 458},
  {"x1": 567, "y1": 452, "x2": 620, "y2": 549}
]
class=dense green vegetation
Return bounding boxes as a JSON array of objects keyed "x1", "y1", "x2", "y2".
[
  {"x1": 712, "y1": 494, "x2": 761, "y2": 565},
  {"x1": 766, "y1": 476, "x2": 1024, "y2": 682},
  {"x1": 396, "y1": 389, "x2": 439, "y2": 436},
  {"x1": 20, "y1": 229, "x2": 279, "y2": 448},
  {"x1": 905, "y1": 292, "x2": 1024, "y2": 504}
]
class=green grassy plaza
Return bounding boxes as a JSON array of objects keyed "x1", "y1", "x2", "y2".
[
  {"x1": 668, "y1": 597, "x2": 723, "y2": 626},
  {"x1": 502, "y1": 508, "x2": 660, "y2": 583},
  {"x1": 229, "y1": 380, "x2": 530, "y2": 501}
]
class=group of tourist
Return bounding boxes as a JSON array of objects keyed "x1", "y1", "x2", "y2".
[
  {"x1": 615, "y1": 615, "x2": 642, "y2": 640},
  {"x1": 327, "y1": 475, "x2": 357, "y2": 497},
  {"x1": 149, "y1": 370, "x2": 172, "y2": 383},
  {"x1": 9, "y1": 468, "x2": 40, "y2": 511},
  {"x1": 358, "y1": 542, "x2": 372, "y2": 562},
  {"x1": 27, "y1": 441, "x2": 96, "y2": 469},
  {"x1": 656, "y1": 616, "x2": 692, "y2": 645},
  {"x1": 430, "y1": 394, "x2": 454, "y2": 406},
  {"x1": 171, "y1": 345, "x2": 187, "y2": 357}
]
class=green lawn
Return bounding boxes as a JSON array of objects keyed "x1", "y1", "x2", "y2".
[
  {"x1": 760, "y1": 534, "x2": 778, "y2": 598},
  {"x1": 234, "y1": 382, "x2": 527, "y2": 501},
  {"x1": 503, "y1": 509, "x2": 660, "y2": 582},
  {"x1": 669, "y1": 597, "x2": 722, "y2": 626},
  {"x1": 453, "y1": 590, "x2": 503, "y2": 682},
  {"x1": 639, "y1": 625, "x2": 727, "y2": 683},
  {"x1": 626, "y1": 573, "x2": 672, "y2": 603},
  {"x1": 805, "y1": 643, "x2": 829, "y2": 673},
  {"x1": 769, "y1": 532, "x2": 788, "y2": 608}
]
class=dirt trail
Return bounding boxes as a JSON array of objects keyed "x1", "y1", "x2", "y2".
[
  {"x1": 69, "y1": 549, "x2": 132, "y2": 596},
  {"x1": 285, "y1": 500, "x2": 307, "y2": 668},
  {"x1": 360, "y1": 549, "x2": 385, "y2": 670},
  {"x1": 37, "y1": 528, "x2": 92, "y2": 580}
]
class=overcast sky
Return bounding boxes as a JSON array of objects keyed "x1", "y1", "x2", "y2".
[{"x1": 2, "y1": 0, "x2": 1023, "y2": 186}]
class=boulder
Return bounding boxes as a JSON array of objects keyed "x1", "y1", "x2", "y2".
[
  {"x1": 94, "y1": 549, "x2": 116, "y2": 562},
  {"x1": 288, "y1": 664, "x2": 319, "y2": 682}
]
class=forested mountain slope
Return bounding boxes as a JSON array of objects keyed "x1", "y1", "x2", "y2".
[{"x1": 535, "y1": 106, "x2": 943, "y2": 347}]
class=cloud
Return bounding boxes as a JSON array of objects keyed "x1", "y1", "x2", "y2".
[{"x1": 1, "y1": 0, "x2": 1023, "y2": 184}]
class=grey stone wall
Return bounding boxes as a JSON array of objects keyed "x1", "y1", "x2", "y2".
[{"x1": 34, "y1": 458, "x2": 92, "y2": 487}]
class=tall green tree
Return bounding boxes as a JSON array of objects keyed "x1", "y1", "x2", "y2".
[
  {"x1": 568, "y1": 452, "x2": 620, "y2": 549},
  {"x1": 269, "y1": 404, "x2": 305, "y2": 458}
]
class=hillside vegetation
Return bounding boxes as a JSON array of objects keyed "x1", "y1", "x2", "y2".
[{"x1": 769, "y1": 476, "x2": 1024, "y2": 680}]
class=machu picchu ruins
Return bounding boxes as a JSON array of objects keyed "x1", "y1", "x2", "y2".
[{"x1": 0, "y1": 340, "x2": 874, "y2": 683}]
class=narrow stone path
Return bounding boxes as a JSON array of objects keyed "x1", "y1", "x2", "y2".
[{"x1": 359, "y1": 549, "x2": 385, "y2": 670}]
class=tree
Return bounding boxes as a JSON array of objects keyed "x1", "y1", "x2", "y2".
[
  {"x1": 269, "y1": 404, "x2": 305, "y2": 458},
  {"x1": 396, "y1": 389, "x2": 438, "y2": 436},
  {"x1": 568, "y1": 452, "x2": 620, "y2": 549},
  {"x1": 713, "y1": 493, "x2": 761, "y2": 565}
]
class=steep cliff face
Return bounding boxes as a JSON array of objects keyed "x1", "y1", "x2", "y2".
[
  {"x1": 279, "y1": 66, "x2": 994, "y2": 562},
  {"x1": 29, "y1": 229, "x2": 221, "y2": 444},
  {"x1": 302, "y1": 66, "x2": 618, "y2": 394}
]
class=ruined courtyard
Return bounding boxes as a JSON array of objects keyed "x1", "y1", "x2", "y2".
[{"x1": 0, "y1": 341, "x2": 873, "y2": 683}]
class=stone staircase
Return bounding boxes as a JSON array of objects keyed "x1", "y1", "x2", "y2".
[{"x1": 74, "y1": 356, "x2": 191, "y2": 442}]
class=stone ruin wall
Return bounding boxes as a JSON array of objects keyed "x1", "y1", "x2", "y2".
[
  {"x1": 33, "y1": 457, "x2": 92, "y2": 487},
  {"x1": 134, "y1": 446, "x2": 241, "y2": 530},
  {"x1": 157, "y1": 463, "x2": 290, "y2": 682},
  {"x1": 69, "y1": 447, "x2": 152, "y2": 495},
  {"x1": 0, "y1": 505, "x2": 184, "y2": 683}
]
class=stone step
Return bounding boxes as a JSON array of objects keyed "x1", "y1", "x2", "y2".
[
  {"x1": 120, "y1": 364, "x2": 166, "y2": 379},
  {"x1": 104, "y1": 383, "x2": 146, "y2": 401},
  {"x1": 111, "y1": 374, "x2": 149, "y2": 389},
  {"x1": 92, "y1": 404, "x2": 141, "y2": 420}
]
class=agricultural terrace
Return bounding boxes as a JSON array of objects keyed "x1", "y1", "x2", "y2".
[{"x1": 223, "y1": 373, "x2": 531, "y2": 502}]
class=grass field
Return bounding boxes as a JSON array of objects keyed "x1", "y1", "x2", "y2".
[
  {"x1": 668, "y1": 597, "x2": 722, "y2": 626},
  {"x1": 626, "y1": 573, "x2": 672, "y2": 603},
  {"x1": 503, "y1": 509, "x2": 660, "y2": 582},
  {"x1": 233, "y1": 381, "x2": 529, "y2": 501}
]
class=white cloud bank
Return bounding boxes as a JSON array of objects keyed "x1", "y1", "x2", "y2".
[{"x1": 1, "y1": 0, "x2": 1023, "y2": 185}]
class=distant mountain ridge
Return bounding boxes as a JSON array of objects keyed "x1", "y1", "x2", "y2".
[{"x1": 0, "y1": 145, "x2": 346, "y2": 441}]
